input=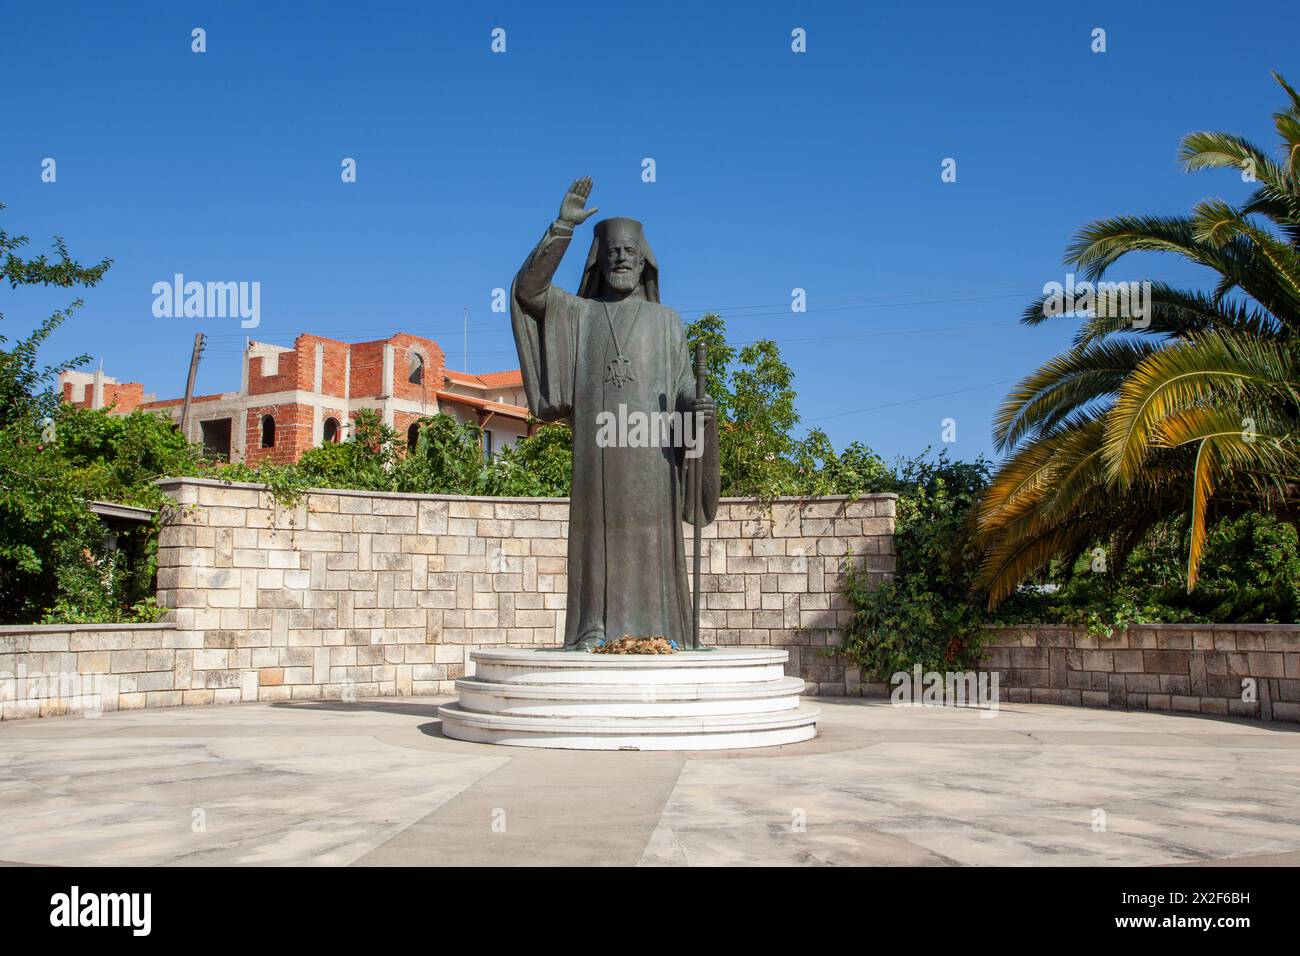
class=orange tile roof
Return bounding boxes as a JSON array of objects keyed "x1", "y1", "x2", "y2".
[
  {"x1": 478, "y1": 369, "x2": 523, "y2": 387},
  {"x1": 443, "y1": 368, "x2": 523, "y2": 389},
  {"x1": 435, "y1": 390, "x2": 530, "y2": 420}
]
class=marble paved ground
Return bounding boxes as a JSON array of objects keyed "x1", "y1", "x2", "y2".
[{"x1": 2, "y1": 697, "x2": 1298, "y2": 866}]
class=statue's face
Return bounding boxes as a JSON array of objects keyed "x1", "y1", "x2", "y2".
[{"x1": 601, "y1": 236, "x2": 644, "y2": 293}]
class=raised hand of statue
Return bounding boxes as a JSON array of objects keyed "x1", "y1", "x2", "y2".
[{"x1": 558, "y1": 176, "x2": 599, "y2": 228}]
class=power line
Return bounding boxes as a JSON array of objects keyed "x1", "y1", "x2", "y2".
[
  {"x1": 197, "y1": 270, "x2": 1219, "y2": 342},
  {"x1": 807, "y1": 379, "x2": 1021, "y2": 423},
  {"x1": 129, "y1": 270, "x2": 1223, "y2": 428},
  {"x1": 201, "y1": 320, "x2": 1026, "y2": 359}
]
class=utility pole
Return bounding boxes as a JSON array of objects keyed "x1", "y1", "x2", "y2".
[
  {"x1": 179, "y1": 332, "x2": 205, "y2": 437},
  {"x1": 463, "y1": 306, "x2": 468, "y2": 371}
]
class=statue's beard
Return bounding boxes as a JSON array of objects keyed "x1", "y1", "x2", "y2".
[{"x1": 605, "y1": 267, "x2": 640, "y2": 293}]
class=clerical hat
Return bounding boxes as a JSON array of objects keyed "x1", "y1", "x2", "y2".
[{"x1": 577, "y1": 218, "x2": 660, "y2": 303}]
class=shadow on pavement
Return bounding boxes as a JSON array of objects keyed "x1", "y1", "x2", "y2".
[{"x1": 270, "y1": 699, "x2": 447, "y2": 720}]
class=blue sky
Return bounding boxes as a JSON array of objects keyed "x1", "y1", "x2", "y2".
[{"x1": 3, "y1": 1, "x2": 1294, "y2": 462}]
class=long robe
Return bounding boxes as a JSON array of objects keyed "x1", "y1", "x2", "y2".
[{"x1": 511, "y1": 220, "x2": 720, "y2": 648}]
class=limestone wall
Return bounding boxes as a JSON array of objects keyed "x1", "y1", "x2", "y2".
[
  {"x1": 137, "y1": 478, "x2": 897, "y2": 711},
  {"x1": 859, "y1": 624, "x2": 1300, "y2": 723},
  {"x1": 0, "y1": 623, "x2": 182, "y2": 719},
  {"x1": 980, "y1": 625, "x2": 1300, "y2": 722},
  {"x1": 7, "y1": 482, "x2": 1300, "y2": 728}
]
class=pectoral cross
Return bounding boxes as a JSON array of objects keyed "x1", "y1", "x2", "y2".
[{"x1": 605, "y1": 353, "x2": 634, "y2": 388}]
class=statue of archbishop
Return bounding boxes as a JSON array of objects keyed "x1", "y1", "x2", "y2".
[{"x1": 510, "y1": 177, "x2": 720, "y2": 650}]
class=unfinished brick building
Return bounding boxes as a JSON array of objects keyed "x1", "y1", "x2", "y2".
[{"x1": 59, "y1": 333, "x2": 531, "y2": 465}]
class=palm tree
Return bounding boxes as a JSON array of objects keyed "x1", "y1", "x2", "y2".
[{"x1": 975, "y1": 73, "x2": 1300, "y2": 606}]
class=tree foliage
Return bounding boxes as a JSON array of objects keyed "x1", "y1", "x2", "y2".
[
  {"x1": 686, "y1": 313, "x2": 891, "y2": 498},
  {"x1": 975, "y1": 73, "x2": 1300, "y2": 605},
  {"x1": 0, "y1": 203, "x2": 141, "y2": 622},
  {"x1": 839, "y1": 453, "x2": 993, "y2": 677}
]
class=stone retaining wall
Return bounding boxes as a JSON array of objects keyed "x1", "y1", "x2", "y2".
[
  {"x1": 0, "y1": 623, "x2": 183, "y2": 719},
  {"x1": 860, "y1": 624, "x2": 1300, "y2": 723},
  {"x1": 93, "y1": 478, "x2": 895, "y2": 716},
  {"x1": 14, "y1": 478, "x2": 1294, "y2": 726}
]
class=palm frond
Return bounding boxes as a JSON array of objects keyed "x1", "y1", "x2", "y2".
[
  {"x1": 1103, "y1": 331, "x2": 1298, "y2": 484},
  {"x1": 978, "y1": 74, "x2": 1300, "y2": 605},
  {"x1": 1180, "y1": 131, "x2": 1283, "y2": 186},
  {"x1": 1273, "y1": 71, "x2": 1300, "y2": 117},
  {"x1": 1072, "y1": 283, "x2": 1280, "y2": 346},
  {"x1": 993, "y1": 339, "x2": 1159, "y2": 451}
]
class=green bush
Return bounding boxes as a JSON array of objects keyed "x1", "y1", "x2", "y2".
[
  {"x1": 995, "y1": 512, "x2": 1300, "y2": 632},
  {"x1": 482, "y1": 423, "x2": 573, "y2": 498},
  {"x1": 838, "y1": 451, "x2": 992, "y2": 678},
  {"x1": 837, "y1": 451, "x2": 1300, "y2": 676},
  {"x1": 395, "y1": 414, "x2": 489, "y2": 494},
  {"x1": 0, "y1": 406, "x2": 178, "y2": 623}
]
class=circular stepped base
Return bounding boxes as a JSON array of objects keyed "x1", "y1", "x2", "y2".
[
  {"x1": 454, "y1": 675, "x2": 808, "y2": 718},
  {"x1": 437, "y1": 701, "x2": 820, "y2": 750},
  {"x1": 438, "y1": 648, "x2": 819, "y2": 751}
]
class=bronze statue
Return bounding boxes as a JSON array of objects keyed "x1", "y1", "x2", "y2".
[{"x1": 510, "y1": 177, "x2": 721, "y2": 650}]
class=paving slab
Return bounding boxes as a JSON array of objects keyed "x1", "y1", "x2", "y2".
[{"x1": 0, "y1": 697, "x2": 1296, "y2": 866}]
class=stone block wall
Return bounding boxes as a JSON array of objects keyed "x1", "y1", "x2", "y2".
[
  {"x1": 0, "y1": 623, "x2": 184, "y2": 719},
  {"x1": 8, "y1": 481, "x2": 1300, "y2": 728},
  {"x1": 860, "y1": 624, "x2": 1300, "y2": 723},
  {"x1": 979, "y1": 625, "x2": 1300, "y2": 722},
  {"x1": 133, "y1": 478, "x2": 896, "y2": 712}
]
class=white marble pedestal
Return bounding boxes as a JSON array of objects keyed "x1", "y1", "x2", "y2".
[{"x1": 437, "y1": 647, "x2": 819, "y2": 750}]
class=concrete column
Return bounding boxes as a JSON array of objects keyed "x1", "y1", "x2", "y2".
[
  {"x1": 233, "y1": 409, "x2": 247, "y2": 463},
  {"x1": 313, "y1": 343, "x2": 324, "y2": 446},
  {"x1": 343, "y1": 349, "x2": 353, "y2": 440},
  {"x1": 381, "y1": 344, "x2": 394, "y2": 399}
]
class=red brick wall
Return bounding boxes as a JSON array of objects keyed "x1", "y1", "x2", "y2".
[
  {"x1": 389, "y1": 333, "x2": 445, "y2": 403},
  {"x1": 104, "y1": 382, "x2": 145, "y2": 412},
  {"x1": 392, "y1": 409, "x2": 430, "y2": 455},
  {"x1": 344, "y1": 334, "x2": 447, "y2": 401},
  {"x1": 247, "y1": 348, "x2": 302, "y2": 396},
  {"x1": 61, "y1": 333, "x2": 506, "y2": 466},
  {"x1": 348, "y1": 341, "x2": 385, "y2": 398},
  {"x1": 321, "y1": 407, "x2": 346, "y2": 443},
  {"x1": 313, "y1": 338, "x2": 350, "y2": 400},
  {"x1": 61, "y1": 380, "x2": 144, "y2": 412},
  {"x1": 61, "y1": 381, "x2": 90, "y2": 408},
  {"x1": 139, "y1": 396, "x2": 219, "y2": 413},
  {"x1": 243, "y1": 403, "x2": 314, "y2": 466}
]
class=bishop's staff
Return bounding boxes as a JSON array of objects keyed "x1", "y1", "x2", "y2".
[{"x1": 691, "y1": 341, "x2": 707, "y2": 651}]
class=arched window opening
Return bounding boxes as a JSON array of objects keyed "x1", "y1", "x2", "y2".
[
  {"x1": 408, "y1": 352, "x2": 425, "y2": 385},
  {"x1": 323, "y1": 417, "x2": 340, "y2": 443},
  {"x1": 260, "y1": 415, "x2": 276, "y2": 448},
  {"x1": 407, "y1": 422, "x2": 421, "y2": 452}
]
